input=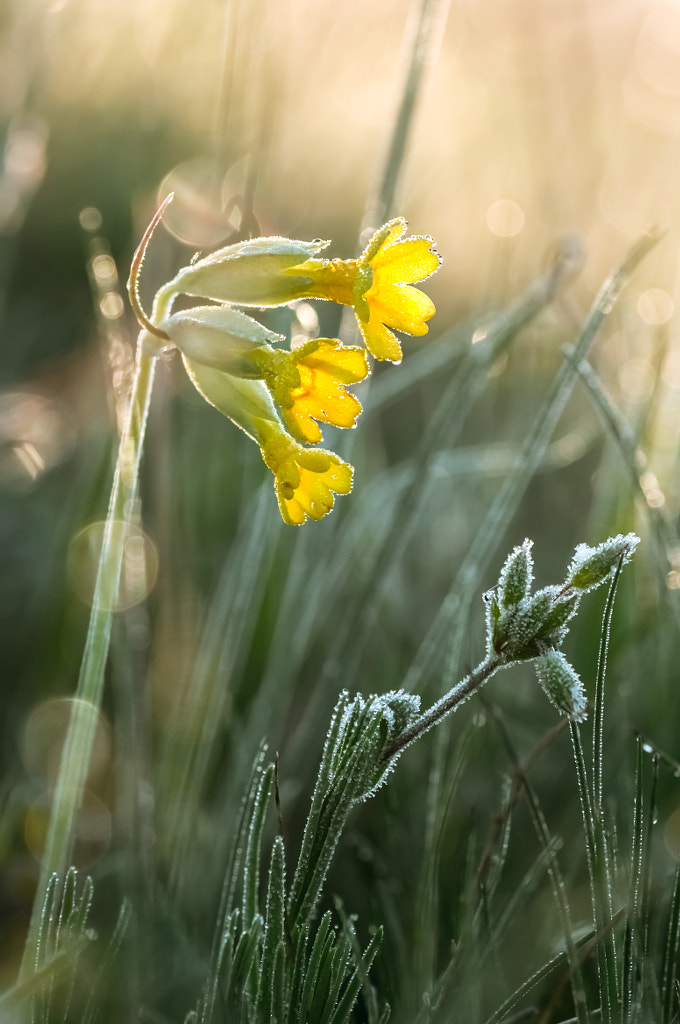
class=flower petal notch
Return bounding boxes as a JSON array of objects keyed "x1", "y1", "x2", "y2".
[
  {"x1": 258, "y1": 422, "x2": 353, "y2": 525},
  {"x1": 253, "y1": 339, "x2": 369, "y2": 444}
]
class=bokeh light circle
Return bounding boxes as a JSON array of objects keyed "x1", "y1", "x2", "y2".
[
  {"x1": 637, "y1": 287, "x2": 674, "y2": 325},
  {"x1": 24, "y1": 790, "x2": 112, "y2": 869},
  {"x1": 486, "y1": 199, "x2": 525, "y2": 237},
  {"x1": 21, "y1": 698, "x2": 111, "y2": 789},
  {"x1": 68, "y1": 520, "x2": 158, "y2": 612}
]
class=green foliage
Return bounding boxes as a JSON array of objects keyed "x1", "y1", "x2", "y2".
[{"x1": 4, "y1": 54, "x2": 680, "y2": 1024}]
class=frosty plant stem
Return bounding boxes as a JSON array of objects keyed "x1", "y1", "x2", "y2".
[{"x1": 382, "y1": 653, "x2": 503, "y2": 761}]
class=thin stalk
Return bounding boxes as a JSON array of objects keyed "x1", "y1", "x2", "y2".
[
  {"x1": 570, "y1": 724, "x2": 620, "y2": 1023},
  {"x1": 622, "y1": 736, "x2": 644, "y2": 1021},
  {"x1": 382, "y1": 653, "x2": 503, "y2": 762},
  {"x1": 486, "y1": 700, "x2": 590, "y2": 1024},
  {"x1": 592, "y1": 565, "x2": 624, "y2": 819},
  {"x1": 20, "y1": 346, "x2": 158, "y2": 978},
  {"x1": 661, "y1": 862, "x2": 680, "y2": 1024}
]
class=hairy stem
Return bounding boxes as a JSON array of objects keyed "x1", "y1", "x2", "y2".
[
  {"x1": 382, "y1": 653, "x2": 504, "y2": 762},
  {"x1": 21, "y1": 345, "x2": 158, "y2": 979}
]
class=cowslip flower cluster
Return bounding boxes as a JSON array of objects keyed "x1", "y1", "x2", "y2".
[{"x1": 130, "y1": 201, "x2": 440, "y2": 524}]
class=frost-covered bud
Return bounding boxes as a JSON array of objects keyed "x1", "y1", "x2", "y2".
[
  {"x1": 378, "y1": 689, "x2": 421, "y2": 747},
  {"x1": 535, "y1": 649, "x2": 587, "y2": 721},
  {"x1": 565, "y1": 533, "x2": 640, "y2": 594},
  {"x1": 533, "y1": 587, "x2": 580, "y2": 647},
  {"x1": 498, "y1": 539, "x2": 534, "y2": 609},
  {"x1": 162, "y1": 236, "x2": 330, "y2": 308},
  {"x1": 488, "y1": 586, "x2": 580, "y2": 662},
  {"x1": 161, "y1": 305, "x2": 284, "y2": 378}
]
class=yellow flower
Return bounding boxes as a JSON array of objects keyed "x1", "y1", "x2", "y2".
[
  {"x1": 251, "y1": 339, "x2": 369, "y2": 444},
  {"x1": 182, "y1": 357, "x2": 353, "y2": 525},
  {"x1": 161, "y1": 307, "x2": 369, "y2": 445},
  {"x1": 257, "y1": 421, "x2": 353, "y2": 525},
  {"x1": 291, "y1": 219, "x2": 440, "y2": 363}
]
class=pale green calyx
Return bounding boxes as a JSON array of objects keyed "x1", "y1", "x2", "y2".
[
  {"x1": 161, "y1": 235, "x2": 331, "y2": 307},
  {"x1": 162, "y1": 305, "x2": 283, "y2": 378},
  {"x1": 182, "y1": 360, "x2": 280, "y2": 442}
]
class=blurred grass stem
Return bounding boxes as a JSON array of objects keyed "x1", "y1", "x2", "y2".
[{"x1": 365, "y1": 0, "x2": 450, "y2": 231}]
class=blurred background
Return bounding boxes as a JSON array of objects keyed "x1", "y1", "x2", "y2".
[{"x1": 3, "y1": 0, "x2": 680, "y2": 1018}]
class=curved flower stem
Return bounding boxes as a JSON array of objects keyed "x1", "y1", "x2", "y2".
[
  {"x1": 21, "y1": 345, "x2": 158, "y2": 979},
  {"x1": 382, "y1": 652, "x2": 504, "y2": 762}
]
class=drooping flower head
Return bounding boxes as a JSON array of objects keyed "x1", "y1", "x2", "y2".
[
  {"x1": 181, "y1": 353, "x2": 354, "y2": 525},
  {"x1": 128, "y1": 199, "x2": 439, "y2": 525},
  {"x1": 160, "y1": 306, "x2": 369, "y2": 446},
  {"x1": 251, "y1": 338, "x2": 369, "y2": 444}
]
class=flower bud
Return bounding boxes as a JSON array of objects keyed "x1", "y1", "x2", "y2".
[
  {"x1": 162, "y1": 236, "x2": 330, "y2": 307},
  {"x1": 535, "y1": 649, "x2": 587, "y2": 721},
  {"x1": 378, "y1": 690, "x2": 422, "y2": 746},
  {"x1": 498, "y1": 539, "x2": 534, "y2": 608},
  {"x1": 565, "y1": 533, "x2": 640, "y2": 593},
  {"x1": 488, "y1": 586, "x2": 579, "y2": 662}
]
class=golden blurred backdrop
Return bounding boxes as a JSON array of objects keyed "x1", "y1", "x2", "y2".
[{"x1": 1, "y1": 0, "x2": 680, "y2": 313}]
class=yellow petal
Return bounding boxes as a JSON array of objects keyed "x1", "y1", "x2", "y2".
[
  {"x1": 275, "y1": 340, "x2": 368, "y2": 442},
  {"x1": 323, "y1": 458, "x2": 353, "y2": 494},
  {"x1": 301, "y1": 339, "x2": 369, "y2": 384},
  {"x1": 284, "y1": 395, "x2": 324, "y2": 445},
  {"x1": 360, "y1": 219, "x2": 407, "y2": 265},
  {"x1": 372, "y1": 237, "x2": 440, "y2": 285},
  {"x1": 274, "y1": 448, "x2": 354, "y2": 524},
  {"x1": 356, "y1": 311, "x2": 403, "y2": 363},
  {"x1": 369, "y1": 283, "x2": 435, "y2": 336}
]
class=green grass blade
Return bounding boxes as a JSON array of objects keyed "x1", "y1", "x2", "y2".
[
  {"x1": 226, "y1": 915, "x2": 263, "y2": 1012},
  {"x1": 486, "y1": 702, "x2": 590, "y2": 1024},
  {"x1": 570, "y1": 723, "x2": 620, "y2": 1023},
  {"x1": 661, "y1": 862, "x2": 680, "y2": 1022},
  {"x1": 566, "y1": 351, "x2": 680, "y2": 631},
  {"x1": 298, "y1": 913, "x2": 334, "y2": 1021},
  {"x1": 481, "y1": 949, "x2": 570, "y2": 1024},
  {"x1": 243, "y1": 762, "x2": 275, "y2": 929},
  {"x1": 403, "y1": 229, "x2": 661, "y2": 698},
  {"x1": 256, "y1": 836, "x2": 286, "y2": 1023},
  {"x1": 327, "y1": 927, "x2": 383, "y2": 1024},
  {"x1": 622, "y1": 736, "x2": 645, "y2": 1020},
  {"x1": 285, "y1": 922, "x2": 309, "y2": 1024}
]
